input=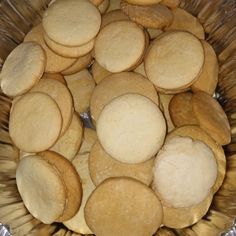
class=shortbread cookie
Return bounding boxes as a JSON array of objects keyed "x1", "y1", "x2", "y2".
[
  {"x1": 161, "y1": 0, "x2": 180, "y2": 8},
  {"x1": 64, "y1": 153, "x2": 95, "y2": 234},
  {"x1": 24, "y1": 24, "x2": 76, "y2": 73},
  {"x1": 42, "y1": 0, "x2": 101, "y2": 46},
  {"x1": 166, "y1": 8, "x2": 205, "y2": 39},
  {"x1": 98, "y1": 0, "x2": 110, "y2": 14},
  {"x1": 191, "y1": 41, "x2": 219, "y2": 95},
  {"x1": 125, "y1": 0, "x2": 162, "y2": 5},
  {"x1": 145, "y1": 31, "x2": 204, "y2": 91},
  {"x1": 101, "y1": 9, "x2": 129, "y2": 28},
  {"x1": 16, "y1": 155, "x2": 66, "y2": 224},
  {"x1": 9, "y1": 92, "x2": 62, "y2": 153},
  {"x1": 192, "y1": 91, "x2": 231, "y2": 145},
  {"x1": 85, "y1": 177, "x2": 163, "y2": 236},
  {"x1": 167, "y1": 125, "x2": 226, "y2": 194},
  {"x1": 51, "y1": 113, "x2": 83, "y2": 161},
  {"x1": 44, "y1": 33, "x2": 95, "y2": 58},
  {"x1": 0, "y1": 42, "x2": 45, "y2": 97},
  {"x1": 91, "y1": 61, "x2": 112, "y2": 84},
  {"x1": 153, "y1": 136, "x2": 217, "y2": 208},
  {"x1": 90, "y1": 72, "x2": 159, "y2": 122},
  {"x1": 31, "y1": 79, "x2": 73, "y2": 135},
  {"x1": 89, "y1": 141, "x2": 155, "y2": 186},
  {"x1": 42, "y1": 73, "x2": 66, "y2": 85},
  {"x1": 78, "y1": 128, "x2": 97, "y2": 154},
  {"x1": 61, "y1": 53, "x2": 93, "y2": 76},
  {"x1": 95, "y1": 20, "x2": 146, "y2": 72},
  {"x1": 39, "y1": 151, "x2": 82, "y2": 222},
  {"x1": 169, "y1": 92, "x2": 198, "y2": 127},
  {"x1": 159, "y1": 94, "x2": 175, "y2": 132},
  {"x1": 65, "y1": 69, "x2": 96, "y2": 114},
  {"x1": 121, "y1": 1, "x2": 173, "y2": 29},
  {"x1": 97, "y1": 94, "x2": 166, "y2": 163}
]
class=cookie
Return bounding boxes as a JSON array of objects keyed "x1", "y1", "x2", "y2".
[
  {"x1": 145, "y1": 31, "x2": 204, "y2": 92},
  {"x1": 24, "y1": 24, "x2": 76, "y2": 73},
  {"x1": 169, "y1": 92, "x2": 198, "y2": 127},
  {"x1": 39, "y1": 151, "x2": 82, "y2": 222},
  {"x1": 16, "y1": 155, "x2": 66, "y2": 224},
  {"x1": 91, "y1": 61, "x2": 112, "y2": 84},
  {"x1": 64, "y1": 153, "x2": 95, "y2": 234},
  {"x1": 97, "y1": 94, "x2": 166, "y2": 163},
  {"x1": 31, "y1": 79, "x2": 73, "y2": 135},
  {"x1": 101, "y1": 9, "x2": 129, "y2": 28},
  {"x1": 90, "y1": 0, "x2": 104, "y2": 6},
  {"x1": 0, "y1": 42, "x2": 45, "y2": 97},
  {"x1": 85, "y1": 177, "x2": 163, "y2": 236},
  {"x1": 78, "y1": 128, "x2": 97, "y2": 154},
  {"x1": 192, "y1": 91, "x2": 231, "y2": 145},
  {"x1": 167, "y1": 125, "x2": 226, "y2": 194},
  {"x1": 90, "y1": 72, "x2": 159, "y2": 122},
  {"x1": 166, "y1": 8, "x2": 205, "y2": 39},
  {"x1": 44, "y1": 33, "x2": 95, "y2": 58},
  {"x1": 9, "y1": 92, "x2": 62, "y2": 153},
  {"x1": 161, "y1": 0, "x2": 180, "y2": 8},
  {"x1": 89, "y1": 141, "x2": 155, "y2": 186},
  {"x1": 42, "y1": 0, "x2": 101, "y2": 46},
  {"x1": 133, "y1": 62, "x2": 147, "y2": 77},
  {"x1": 153, "y1": 136, "x2": 217, "y2": 208},
  {"x1": 125, "y1": 0, "x2": 162, "y2": 5},
  {"x1": 42, "y1": 73, "x2": 66, "y2": 85},
  {"x1": 61, "y1": 53, "x2": 93, "y2": 76},
  {"x1": 147, "y1": 28, "x2": 163, "y2": 39},
  {"x1": 94, "y1": 20, "x2": 146, "y2": 72},
  {"x1": 121, "y1": 1, "x2": 173, "y2": 29},
  {"x1": 50, "y1": 113, "x2": 83, "y2": 161},
  {"x1": 98, "y1": 0, "x2": 110, "y2": 14},
  {"x1": 107, "y1": 0, "x2": 121, "y2": 12},
  {"x1": 65, "y1": 69, "x2": 96, "y2": 114},
  {"x1": 191, "y1": 40, "x2": 219, "y2": 95}
]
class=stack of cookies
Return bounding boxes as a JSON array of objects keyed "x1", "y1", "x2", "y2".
[{"x1": 0, "y1": 0, "x2": 232, "y2": 235}]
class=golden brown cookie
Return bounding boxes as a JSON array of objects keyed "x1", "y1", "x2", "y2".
[
  {"x1": 90, "y1": 72, "x2": 159, "y2": 122},
  {"x1": 42, "y1": 73, "x2": 66, "y2": 85},
  {"x1": 191, "y1": 40, "x2": 219, "y2": 95},
  {"x1": 125, "y1": 0, "x2": 162, "y2": 5},
  {"x1": 85, "y1": 177, "x2": 163, "y2": 236},
  {"x1": 121, "y1": 1, "x2": 173, "y2": 29},
  {"x1": 89, "y1": 141, "x2": 155, "y2": 186},
  {"x1": 91, "y1": 61, "x2": 112, "y2": 84},
  {"x1": 192, "y1": 91, "x2": 231, "y2": 145},
  {"x1": 169, "y1": 92, "x2": 198, "y2": 127},
  {"x1": 160, "y1": 0, "x2": 180, "y2": 8}
]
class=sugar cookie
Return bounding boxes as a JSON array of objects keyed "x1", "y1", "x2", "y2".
[
  {"x1": 9, "y1": 92, "x2": 62, "y2": 153},
  {"x1": 85, "y1": 177, "x2": 163, "y2": 236},
  {"x1": 97, "y1": 94, "x2": 166, "y2": 163},
  {"x1": 0, "y1": 42, "x2": 45, "y2": 97}
]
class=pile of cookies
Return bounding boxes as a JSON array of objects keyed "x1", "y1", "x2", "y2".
[{"x1": 0, "y1": 0, "x2": 232, "y2": 235}]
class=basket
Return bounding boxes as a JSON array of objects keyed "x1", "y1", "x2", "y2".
[{"x1": 1, "y1": 0, "x2": 236, "y2": 235}]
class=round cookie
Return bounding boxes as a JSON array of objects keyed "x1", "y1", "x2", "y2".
[
  {"x1": 91, "y1": 61, "x2": 112, "y2": 84},
  {"x1": 44, "y1": 33, "x2": 95, "y2": 58},
  {"x1": 167, "y1": 125, "x2": 226, "y2": 194},
  {"x1": 16, "y1": 155, "x2": 66, "y2": 224},
  {"x1": 85, "y1": 177, "x2": 163, "y2": 236},
  {"x1": 161, "y1": 0, "x2": 180, "y2": 8},
  {"x1": 61, "y1": 53, "x2": 93, "y2": 76},
  {"x1": 98, "y1": 0, "x2": 110, "y2": 14},
  {"x1": 191, "y1": 40, "x2": 219, "y2": 95},
  {"x1": 42, "y1": 73, "x2": 66, "y2": 85},
  {"x1": 64, "y1": 153, "x2": 95, "y2": 234},
  {"x1": 145, "y1": 31, "x2": 204, "y2": 92},
  {"x1": 192, "y1": 91, "x2": 231, "y2": 145},
  {"x1": 24, "y1": 24, "x2": 76, "y2": 73},
  {"x1": 90, "y1": 72, "x2": 159, "y2": 122},
  {"x1": 101, "y1": 9, "x2": 129, "y2": 28},
  {"x1": 94, "y1": 20, "x2": 146, "y2": 72},
  {"x1": 39, "y1": 151, "x2": 82, "y2": 222},
  {"x1": 166, "y1": 8, "x2": 205, "y2": 39},
  {"x1": 125, "y1": 0, "x2": 162, "y2": 5},
  {"x1": 169, "y1": 92, "x2": 198, "y2": 127},
  {"x1": 42, "y1": 0, "x2": 101, "y2": 46},
  {"x1": 0, "y1": 42, "x2": 45, "y2": 97},
  {"x1": 50, "y1": 113, "x2": 83, "y2": 161},
  {"x1": 97, "y1": 94, "x2": 166, "y2": 164},
  {"x1": 89, "y1": 141, "x2": 155, "y2": 186},
  {"x1": 9, "y1": 92, "x2": 62, "y2": 153},
  {"x1": 31, "y1": 79, "x2": 73, "y2": 135},
  {"x1": 65, "y1": 69, "x2": 96, "y2": 114},
  {"x1": 121, "y1": 1, "x2": 173, "y2": 29}
]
